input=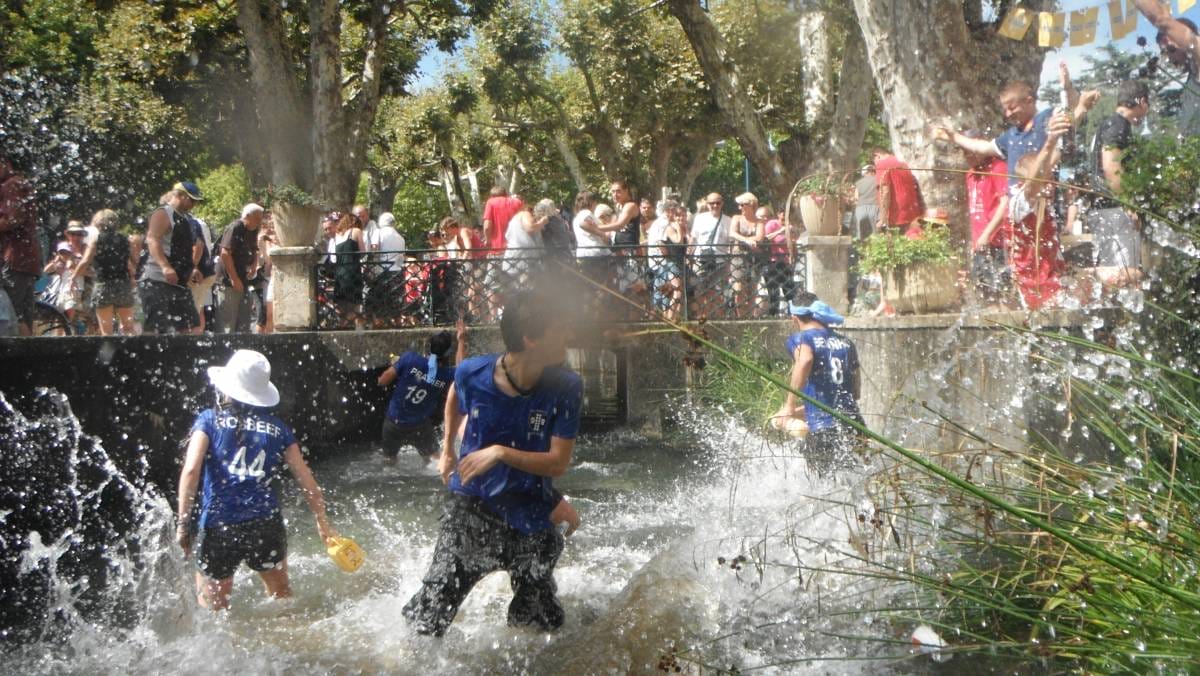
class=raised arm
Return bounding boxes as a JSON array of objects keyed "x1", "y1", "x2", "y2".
[
  {"x1": 1021, "y1": 115, "x2": 1069, "y2": 201},
  {"x1": 931, "y1": 126, "x2": 1001, "y2": 157},
  {"x1": 455, "y1": 319, "x2": 468, "y2": 365},
  {"x1": 1135, "y1": 0, "x2": 1200, "y2": 63}
]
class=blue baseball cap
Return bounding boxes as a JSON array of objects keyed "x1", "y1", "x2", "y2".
[
  {"x1": 174, "y1": 181, "x2": 204, "y2": 201},
  {"x1": 787, "y1": 299, "x2": 845, "y2": 326}
]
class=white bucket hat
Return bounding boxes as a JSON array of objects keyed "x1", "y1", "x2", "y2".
[{"x1": 207, "y1": 350, "x2": 280, "y2": 407}]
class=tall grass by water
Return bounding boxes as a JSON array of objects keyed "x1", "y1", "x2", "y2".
[{"x1": 686, "y1": 319, "x2": 1200, "y2": 672}]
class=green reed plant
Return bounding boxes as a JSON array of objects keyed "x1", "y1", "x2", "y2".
[{"x1": 680, "y1": 319, "x2": 1200, "y2": 672}]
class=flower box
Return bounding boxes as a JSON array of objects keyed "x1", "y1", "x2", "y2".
[{"x1": 883, "y1": 261, "x2": 960, "y2": 314}]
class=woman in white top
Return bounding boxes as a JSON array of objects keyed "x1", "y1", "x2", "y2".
[
  {"x1": 729, "y1": 192, "x2": 766, "y2": 318},
  {"x1": 571, "y1": 191, "x2": 608, "y2": 257},
  {"x1": 503, "y1": 202, "x2": 544, "y2": 294}
]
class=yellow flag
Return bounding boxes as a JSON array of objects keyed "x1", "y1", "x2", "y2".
[
  {"x1": 1109, "y1": 0, "x2": 1137, "y2": 40},
  {"x1": 1039, "y1": 11, "x2": 1067, "y2": 48},
  {"x1": 1070, "y1": 7, "x2": 1100, "y2": 46},
  {"x1": 1181, "y1": 0, "x2": 1197, "y2": 13},
  {"x1": 998, "y1": 6, "x2": 1034, "y2": 40}
]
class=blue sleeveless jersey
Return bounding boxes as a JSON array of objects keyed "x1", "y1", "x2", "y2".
[
  {"x1": 785, "y1": 328, "x2": 860, "y2": 431},
  {"x1": 191, "y1": 407, "x2": 297, "y2": 528},
  {"x1": 385, "y1": 351, "x2": 456, "y2": 426},
  {"x1": 448, "y1": 354, "x2": 582, "y2": 534}
]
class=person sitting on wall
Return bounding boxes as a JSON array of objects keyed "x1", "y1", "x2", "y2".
[
  {"x1": 771, "y1": 292, "x2": 864, "y2": 476},
  {"x1": 377, "y1": 321, "x2": 468, "y2": 464}
]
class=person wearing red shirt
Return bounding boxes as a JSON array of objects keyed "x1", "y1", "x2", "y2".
[
  {"x1": 872, "y1": 148, "x2": 925, "y2": 230},
  {"x1": 482, "y1": 186, "x2": 523, "y2": 253},
  {"x1": 1007, "y1": 114, "x2": 1073, "y2": 310},
  {"x1": 0, "y1": 156, "x2": 43, "y2": 335},
  {"x1": 962, "y1": 133, "x2": 1013, "y2": 309}
]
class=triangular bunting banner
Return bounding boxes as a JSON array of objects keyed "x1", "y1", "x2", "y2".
[
  {"x1": 1070, "y1": 7, "x2": 1101, "y2": 46},
  {"x1": 1038, "y1": 11, "x2": 1067, "y2": 48},
  {"x1": 1181, "y1": 0, "x2": 1197, "y2": 13},
  {"x1": 1109, "y1": 0, "x2": 1138, "y2": 40},
  {"x1": 998, "y1": 6, "x2": 1035, "y2": 40}
]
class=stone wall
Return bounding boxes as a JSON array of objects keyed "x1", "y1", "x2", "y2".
[{"x1": 0, "y1": 311, "x2": 1099, "y2": 496}]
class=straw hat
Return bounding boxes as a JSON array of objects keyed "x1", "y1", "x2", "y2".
[
  {"x1": 919, "y1": 208, "x2": 950, "y2": 226},
  {"x1": 207, "y1": 350, "x2": 280, "y2": 407}
]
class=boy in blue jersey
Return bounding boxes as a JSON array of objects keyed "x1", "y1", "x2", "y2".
[
  {"x1": 771, "y1": 292, "x2": 864, "y2": 475},
  {"x1": 377, "y1": 320, "x2": 468, "y2": 463},
  {"x1": 403, "y1": 291, "x2": 581, "y2": 636},
  {"x1": 176, "y1": 350, "x2": 338, "y2": 610}
]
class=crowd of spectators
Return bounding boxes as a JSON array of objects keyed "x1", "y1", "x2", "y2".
[
  {"x1": 310, "y1": 179, "x2": 815, "y2": 330},
  {"x1": 3, "y1": 3, "x2": 1197, "y2": 334}
]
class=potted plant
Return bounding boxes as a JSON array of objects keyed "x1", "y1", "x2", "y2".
[
  {"x1": 267, "y1": 184, "x2": 328, "y2": 247},
  {"x1": 794, "y1": 175, "x2": 845, "y2": 236},
  {"x1": 856, "y1": 222, "x2": 960, "y2": 314}
]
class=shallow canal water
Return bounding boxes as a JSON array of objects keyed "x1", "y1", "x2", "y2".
[{"x1": 9, "y1": 406, "x2": 918, "y2": 674}]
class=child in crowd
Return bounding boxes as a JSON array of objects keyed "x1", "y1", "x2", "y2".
[
  {"x1": 42, "y1": 241, "x2": 83, "y2": 326},
  {"x1": 1008, "y1": 112, "x2": 1072, "y2": 310}
]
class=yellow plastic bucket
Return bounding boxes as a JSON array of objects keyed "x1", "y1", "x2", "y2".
[{"x1": 326, "y1": 536, "x2": 365, "y2": 573}]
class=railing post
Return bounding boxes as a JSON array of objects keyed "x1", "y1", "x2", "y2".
[
  {"x1": 270, "y1": 246, "x2": 320, "y2": 331},
  {"x1": 804, "y1": 235, "x2": 854, "y2": 314}
]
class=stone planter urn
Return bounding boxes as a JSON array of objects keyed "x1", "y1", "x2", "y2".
[
  {"x1": 883, "y1": 262, "x2": 960, "y2": 314},
  {"x1": 798, "y1": 194, "x2": 841, "y2": 236},
  {"x1": 272, "y1": 202, "x2": 324, "y2": 247}
]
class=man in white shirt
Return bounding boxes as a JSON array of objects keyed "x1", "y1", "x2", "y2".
[
  {"x1": 691, "y1": 193, "x2": 730, "y2": 254},
  {"x1": 690, "y1": 192, "x2": 731, "y2": 315},
  {"x1": 374, "y1": 212, "x2": 407, "y2": 267}
]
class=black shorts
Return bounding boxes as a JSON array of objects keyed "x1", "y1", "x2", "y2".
[
  {"x1": 196, "y1": 514, "x2": 287, "y2": 580},
  {"x1": 381, "y1": 418, "x2": 438, "y2": 458},
  {"x1": 139, "y1": 279, "x2": 199, "y2": 333},
  {"x1": 805, "y1": 421, "x2": 864, "y2": 476}
]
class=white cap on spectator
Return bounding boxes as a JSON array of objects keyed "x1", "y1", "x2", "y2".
[{"x1": 241, "y1": 203, "x2": 264, "y2": 219}]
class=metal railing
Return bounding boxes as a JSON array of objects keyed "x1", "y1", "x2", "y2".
[{"x1": 313, "y1": 245, "x2": 808, "y2": 329}]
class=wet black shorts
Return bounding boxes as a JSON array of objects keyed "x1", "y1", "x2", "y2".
[
  {"x1": 381, "y1": 418, "x2": 438, "y2": 458},
  {"x1": 806, "y1": 421, "x2": 864, "y2": 476},
  {"x1": 196, "y1": 514, "x2": 287, "y2": 580}
]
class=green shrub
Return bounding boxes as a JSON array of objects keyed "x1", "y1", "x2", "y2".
[
  {"x1": 855, "y1": 223, "x2": 957, "y2": 274},
  {"x1": 193, "y1": 163, "x2": 251, "y2": 230}
]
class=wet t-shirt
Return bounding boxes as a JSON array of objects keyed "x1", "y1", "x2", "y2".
[
  {"x1": 785, "y1": 328, "x2": 860, "y2": 432},
  {"x1": 448, "y1": 354, "x2": 582, "y2": 534},
  {"x1": 386, "y1": 351, "x2": 455, "y2": 426},
  {"x1": 191, "y1": 407, "x2": 296, "y2": 528}
]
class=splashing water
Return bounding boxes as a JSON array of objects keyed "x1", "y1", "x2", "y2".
[{"x1": 1, "y1": 389, "x2": 914, "y2": 673}]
